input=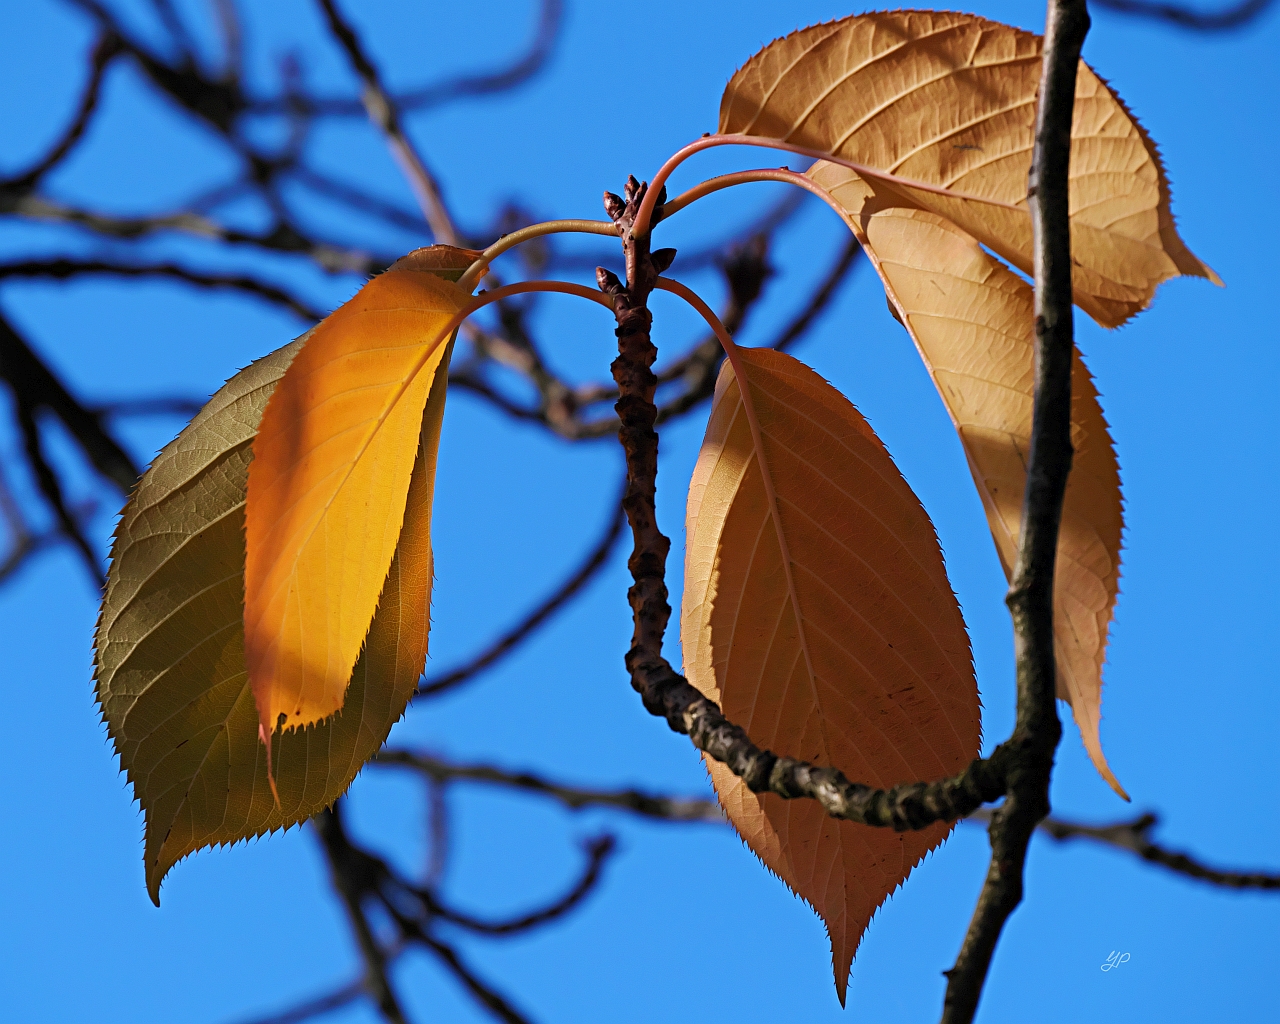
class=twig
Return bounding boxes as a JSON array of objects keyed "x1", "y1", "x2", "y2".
[
  {"x1": 0, "y1": 260, "x2": 324, "y2": 321},
  {"x1": 225, "y1": 974, "x2": 371, "y2": 1024},
  {"x1": 1, "y1": 33, "x2": 120, "y2": 191},
  {"x1": 416, "y1": 836, "x2": 616, "y2": 936},
  {"x1": 312, "y1": 806, "x2": 411, "y2": 1024},
  {"x1": 6, "y1": 196, "x2": 382, "y2": 275},
  {"x1": 376, "y1": 750, "x2": 724, "y2": 823},
  {"x1": 13, "y1": 398, "x2": 103, "y2": 585},
  {"x1": 316, "y1": 0, "x2": 458, "y2": 243},
  {"x1": 403, "y1": 929, "x2": 532, "y2": 1024},
  {"x1": 1091, "y1": 0, "x2": 1275, "y2": 29},
  {"x1": 0, "y1": 312, "x2": 139, "y2": 492},
  {"x1": 600, "y1": 175, "x2": 1010, "y2": 830},
  {"x1": 966, "y1": 809, "x2": 1280, "y2": 890},
  {"x1": 939, "y1": 3, "x2": 1088, "y2": 1021},
  {"x1": 417, "y1": 474, "x2": 627, "y2": 698},
  {"x1": 251, "y1": 0, "x2": 561, "y2": 117}
]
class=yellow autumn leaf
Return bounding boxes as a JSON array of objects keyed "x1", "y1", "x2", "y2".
[
  {"x1": 244, "y1": 266, "x2": 468, "y2": 750},
  {"x1": 811, "y1": 163, "x2": 1126, "y2": 797},
  {"x1": 682, "y1": 346, "x2": 981, "y2": 1002},
  {"x1": 94, "y1": 336, "x2": 450, "y2": 902},
  {"x1": 720, "y1": 9, "x2": 1218, "y2": 328}
]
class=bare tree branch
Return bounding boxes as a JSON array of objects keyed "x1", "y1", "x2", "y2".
[
  {"x1": 313, "y1": 806, "x2": 411, "y2": 1024},
  {"x1": 965, "y1": 809, "x2": 1280, "y2": 890},
  {"x1": 1091, "y1": 0, "x2": 1275, "y2": 29},
  {"x1": 377, "y1": 750, "x2": 724, "y2": 823},
  {"x1": 414, "y1": 836, "x2": 616, "y2": 936},
  {"x1": 226, "y1": 974, "x2": 370, "y2": 1024},
  {"x1": 316, "y1": 0, "x2": 458, "y2": 243},
  {"x1": 251, "y1": 0, "x2": 564, "y2": 116},
  {"x1": 940, "y1": 2, "x2": 1088, "y2": 1019},
  {"x1": 13, "y1": 399, "x2": 102, "y2": 585},
  {"x1": 403, "y1": 930, "x2": 532, "y2": 1024},
  {"x1": 0, "y1": 259, "x2": 324, "y2": 321},
  {"x1": 1, "y1": 33, "x2": 120, "y2": 191},
  {"x1": 417, "y1": 473, "x2": 627, "y2": 699},
  {"x1": 0, "y1": 312, "x2": 139, "y2": 491},
  {"x1": 5, "y1": 196, "x2": 383, "y2": 275}
]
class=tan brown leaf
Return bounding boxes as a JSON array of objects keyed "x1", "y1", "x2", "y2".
[
  {"x1": 682, "y1": 346, "x2": 981, "y2": 1001},
  {"x1": 720, "y1": 10, "x2": 1218, "y2": 328},
  {"x1": 811, "y1": 164, "x2": 1126, "y2": 796},
  {"x1": 94, "y1": 337, "x2": 450, "y2": 902}
]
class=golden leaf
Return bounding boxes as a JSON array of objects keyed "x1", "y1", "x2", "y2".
[
  {"x1": 95, "y1": 336, "x2": 450, "y2": 902},
  {"x1": 682, "y1": 346, "x2": 981, "y2": 1001},
  {"x1": 720, "y1": 10, "x2": 1218, "y2": 327},
  {"x1": 244, "y1": 269, "x2": 466, "y2": 749},
  {"x1": 811, "y1": 164, "x2": 1127, "y2": 797}
]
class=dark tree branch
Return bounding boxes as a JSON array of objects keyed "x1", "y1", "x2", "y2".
[
  {"x1": 287, "y1": 166, "x2": 430, "y2": 235},
  {"x1": 13, "y1": 399, "x2": 103, "y2": 585},
  {"x1": 90, "y1": 396, "x2": 204, "y2": 419},
  {"x1": 417, "y1": 473, "x2": 627, "y2": 699},
  {"x1": 1, "y1": 33, "x2": 120, "y2": 191},
  {"x1": 0, "y1": 260, "x2": 324, "y2": 322},
  {"x1": 413, "y1": 835, "x2": 615, "y2": 936},
  {"x1": 601, "y1": 176, "x2": 1011, "y2": 832},
  {"x1": 65, "y1": 0, "x2": 246, "y2": 133},
  {"x1": 401, "y1": 929, "x2": 532, "y2": 1024},
  {"x1": 1091, "y1": 0, "x2": 1275, "y2": 29},
  {"x1": 0, "y1": 312, "x2": 139, "y2": 492},
  {"x1": 316, "y1": 0, "x2": 457, "y2": 243},
  {"x1": 377, "y1": 750, "x2": 724, "y2": 823},
  {"x1": 5, "y1": 196, "x2": 383, "y2": 275},
  {"x1": 251, "y1": 0, "x2": 563, "y2": 116},
  {"x1": 313, "y1": 806, "x2": 411, "y2": 1024},
  {"x1": 965, "y1": 809, "x2": 1280, "y2": 890},
  {"x1": 940, "y1": 3, "x2": 1087, "y2": 1021},
  {"x1": 226, "y1": 972, "x2": 378, "y2": 1024}
]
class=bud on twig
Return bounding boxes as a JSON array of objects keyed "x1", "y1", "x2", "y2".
[
  {"x1": 602, "y1": 191, "x2": 626, "y2": 221},
  {"x1": 595, "y1": 266, "x2": 624, "y2": 295},
  {"x1": 651, "y1": 248, "x2": 677, "y2": 275}
]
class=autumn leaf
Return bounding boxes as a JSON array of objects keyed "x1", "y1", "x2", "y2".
[
  {"x1": 244, "y1": 263, "x2": 469, "y2": 756},
  {"x1": 682, "y1": 346, "x2": 981, "y2": 1001},
  {"x1": 720, "y1": 9, "x2": 1218, "y2": 327},
  {"x1": 810, "y1": 166, "x2": 1126, "y2": 796},
  {"x1": 94, "y1": 335, "x2": 450, "y2": 902}
]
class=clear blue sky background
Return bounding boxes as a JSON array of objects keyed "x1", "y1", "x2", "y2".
[{"x1": 1, "y1": 1, "x2": 1276, "y2": 1022}]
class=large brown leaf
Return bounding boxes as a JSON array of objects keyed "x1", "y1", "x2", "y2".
[
  {"x1": 811, "y1": 164, "x2": 1126, "y2": 797},
  {"x1": 682, "y1": 346, "x2": 981, "y2": 1001},
  {"x1": 94, "y1": 335, "x2": 450, "y2": 903},
  {"x1": 720, "y1": 9, "x2": 1218, "y2": 327}
]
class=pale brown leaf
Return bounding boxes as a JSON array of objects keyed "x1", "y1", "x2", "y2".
[
  {"x1": 720, "y1": 10, "x2": 1218, "y2": 328},
  {"x1": 810, "y1": 164, "x2": 1126, "y2": 796},
  {"x1": 682, "y1": 346, "x2": 981, "y2": 1001}
]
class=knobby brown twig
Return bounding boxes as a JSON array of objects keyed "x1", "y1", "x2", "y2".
[{"x1": 601, "y1": 177, "x2": 1012, "y2": 831}]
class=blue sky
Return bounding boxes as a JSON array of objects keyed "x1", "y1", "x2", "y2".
[{"x1": 0, "y1": 1, "x2": 1276, "y2": 1022}]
